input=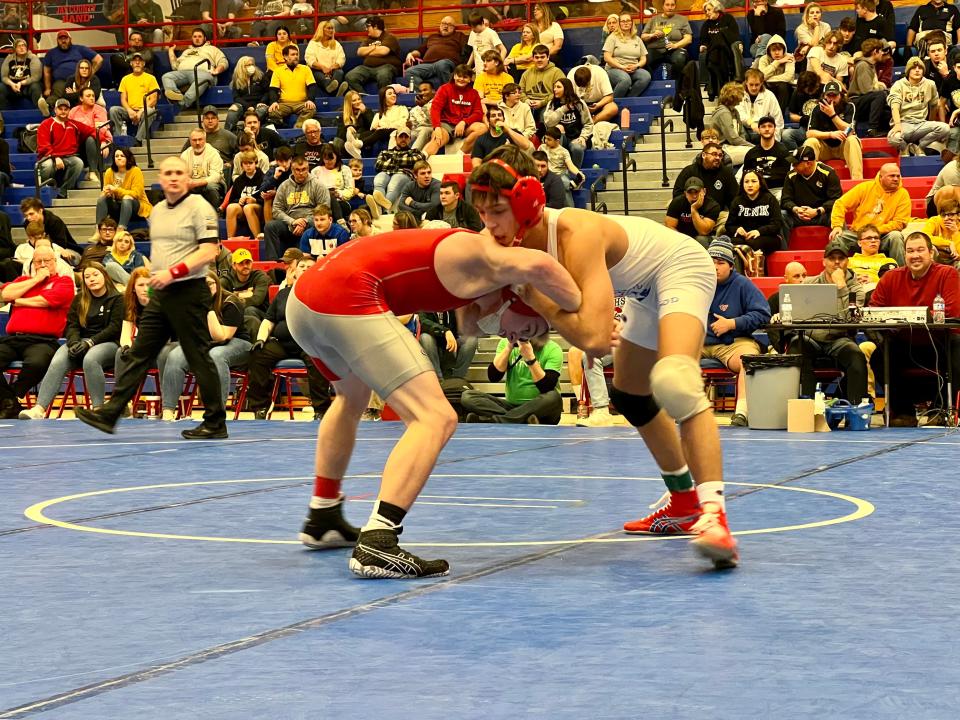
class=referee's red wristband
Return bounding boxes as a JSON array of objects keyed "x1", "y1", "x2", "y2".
[{"x1": 169, "y1": 262, "x2": 189, "y2": 279}]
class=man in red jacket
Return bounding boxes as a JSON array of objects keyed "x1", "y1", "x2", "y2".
[
  {"x1": 0, "y1": 245, "x2": 74, "y2": 418},
  {"x1": 869, "y1": 231, "x2": 960, "y2": 426},
  {"x1": 36, "y1": 97, "x2": 94, "y2": 198},
  {"x1": 424, "y1": 63, "x2": 486, "y2": 157}
]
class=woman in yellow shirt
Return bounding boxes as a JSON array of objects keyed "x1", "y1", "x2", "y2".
[
  {"x1": 505, "y1": 23, "x2": 540, "y2": 83},
  {"x1": 923, "y1": 198, "x2": 960, "y2": 263},
  {"x1": 474, "y1": 50, "x2": 513, "y2": 107},
  {"x1": 96, "y1": 147, "x2": 152, "y2": 231},
  {"x1": 265, "y1": 25, "x2": 295, "y2": 73}
]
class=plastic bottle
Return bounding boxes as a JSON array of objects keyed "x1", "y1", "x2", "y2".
[
  {"x1": 408, "y1": 76, "x2": 415, "y2": 94},
  {"x1": 121, "y1": 121, "x2": 128, "y2": 135},
  {"x1": 814, "y1": 383, "x2": 825, "y2": 416},
  {"x1": 577, "y1": 399, "x2": 590, "y2": 419},
  {"x1": 781, "y1": 292, "x2": 793, "y2": 325},
  {"x1": 933, "y1": 293, "x2": 945, "y2": 324}
]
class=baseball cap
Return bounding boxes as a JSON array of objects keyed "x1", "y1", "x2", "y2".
[
  {"x1": 823, "y1": 81, "x2": 842, "y2": 96},
  {"x1": 54, "y1": 98, "x2": 71, "y2": 108},
  {"x1": 202, "y1": 105, "x2": 218, "y2": 116},
  {"x1": 684, "y1": 176, "x2": 704, "y2": 192},
  {"x1": 56, "y1": 30, "x2": 70, "y2": 39},
  {"x1": 707, "y1": 236, "x2": 736, "y2": 266},
  {"x1": 823, "y1": 239, "x2": 849, "y2": 258},
  {"x1": 791, "y1": 146, "x2": 816, "y2": 164},
  {"x1": 232, "y1": 248, "x2": 253, "y2": 263},
  {"x1": 395, "y1": 127, "x2": 411, "y2": 137},
  {"x1": 130, "y1": 52, "x2": 144, "y2": 60},
  {"x1": 757, "y1": 115, "x2": 776, "y2": 127}
]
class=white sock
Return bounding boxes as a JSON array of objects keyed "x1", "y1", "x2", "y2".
[
  {"x1": 734, "y1": 398, "x2": 747, "y2": 416},
  {"x1": 309, "y1": 493, "x2": 343, "y2": 510},
  {"x1": 697, "y1": 481, "x2": 725, "y2": 511}
]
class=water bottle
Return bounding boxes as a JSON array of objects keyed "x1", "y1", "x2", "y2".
[
  {"x1": 121, "y1": 121, "x2": 128, "y2": 135},
  {"x1": 814, "y1": 383, "x2": 825, "y2": 416},
  {"x1": 408, "y1": 76, "x2": 415, "y2": 93},
  {"x1": 577, "y1": 399, "x2": 590, "y2": 420},
  {"x1": 847, "y1": 291, "x2": 862, "y2": 323},
  {"x1": 781, "y1": 292, "x2": 793, "y2": 325},
  {"x1": 933, "y1": 293, "x2": 945, "y2": 324},
  {"x1": 659, "y1": 64, "x2": 669, "y2": 80}
]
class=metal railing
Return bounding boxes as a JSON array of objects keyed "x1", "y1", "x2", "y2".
[
  {"x1": 589, "y1": 171, "x2": 607, "y2": 214},
  {"x1": 620, "y1": 133, "x2": 636, "y2": 216},
  {"x1": 96, "y1": 119, "x2": 112, "y2": 190},
  {"x1": 142, "y1": 86, "x2": 160, "y2": 168},
  {"x1": 192, "y1": 57, "x2": 211, "y2": 126},
  {"x1": 658, "y1": 96, "x2": 675, "y2": 189}
]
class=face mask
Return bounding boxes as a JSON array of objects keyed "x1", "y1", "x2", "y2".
[{"x1": 246, "y1": 65, "x2": 256, "y2": 76}]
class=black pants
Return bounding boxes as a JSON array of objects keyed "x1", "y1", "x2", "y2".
[
  {"x1": 788, "y1": 335, "x2": 868, "y2": 404},
  {"x1": 460, "y1": 388, "x2": 562, "y2": 425},
  {"x1": 102, "y1": 278, "x2": 226, "y2": 427},
  {"x1": 872, "y1": 334, "x2": 960, "y2": 416},
  {"x1": 244, "y1": 340, "x2": 332, "y2": 412},
  {"x1": 0, "y1": 334, "x2": 59, "y2": 403},
  {"x1": 852, "y1": 91, "x2": 891, "y2": 133}
]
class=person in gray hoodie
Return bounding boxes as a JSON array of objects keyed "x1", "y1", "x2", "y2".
[
  {"x1": 0, "y1": 38, "x2": 41, "y2": 109},
  {"x1": 756, "y1": 33, "x2": 794, "y2": 116},
  {"x1": 709, "y1": 82, "x2": 753, "y2": 166},
  {"x1": 848, "y1": 38, "x2": 891, "y2": 137},
  {"x1": 888, "y1": 55, "x2": 950, "y2": 154}
]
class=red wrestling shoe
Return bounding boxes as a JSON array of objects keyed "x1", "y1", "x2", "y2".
[
  {"x1": 623, "y1": 490, "x2": 702, "y2": 535},
  {"x1": 690, "y1": 503, "x2": 739, "y2": 569}
]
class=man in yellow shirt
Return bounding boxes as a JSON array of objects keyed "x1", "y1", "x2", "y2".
[
  {"x1": 829, "y1": 163, "x2": 910, "y2": 264},
  {"x1": 268, "y1": 45, "x2": 317, "y2": 129},
  {"x1": 109, "y1": 53, "x2": 159, "y2": 144},
  {"x1": 847, "y1": 224, "x2": 898, "y2": 287}
]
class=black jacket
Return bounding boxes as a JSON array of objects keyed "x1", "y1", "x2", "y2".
[
  {"x1": 424, "y1": 199, "x2": 483, "y2": 231},
  {"x1": 673, "y1": 155, "x2": 738, "y2": 210},
  {"x1": 780, "y1": 161, "x2": 843, "y2": 216}
]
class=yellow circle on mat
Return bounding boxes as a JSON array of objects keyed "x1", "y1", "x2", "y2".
[{"x1": 23, "y1": 475, "x2": 875, "y2": 548}]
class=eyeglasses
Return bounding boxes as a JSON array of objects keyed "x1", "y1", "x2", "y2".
[
  {"x1": 704, "y1": 151, "x2": 723, "y2": 157},
  {"x1": 860, "y1": 236, "x2": 880, "y2": 242},
  {"x1": 943, "y1": 211, "x2": 960, "y2": 219}
]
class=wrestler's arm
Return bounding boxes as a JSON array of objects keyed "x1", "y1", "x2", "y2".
[
  {"x1": 455, "y1": 290, "x2": 503, "y2": 336},
  {"x1": 482, "y1": 243, "x2": 582, "y2": 312}
]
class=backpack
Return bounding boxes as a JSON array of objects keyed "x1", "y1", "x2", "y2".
[{"x1": 15, "y1": 125, "x2": 38, "y2": 154}]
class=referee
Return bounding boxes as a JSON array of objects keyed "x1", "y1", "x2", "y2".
[{"x1": 78, "y1": 157, "x2": 228, "y2": 439}]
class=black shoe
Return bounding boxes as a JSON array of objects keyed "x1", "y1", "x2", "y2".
[
  {"x1": 349, "y1": 529, "x2": 450, "y2": 579},
  {"x1": 0, "y1": 399, "x2": 23, "y2": 419},
  {"x1": 253, "y1": 409, "x2": 268, "y2": 420},
  {"x1": 299, "y1": 501, "x2": 360, "y2": 549},
  {"x1": 76, "y1": 406, "x2": 117, "y2": 434},
  {"x1": 464, "y1": 412, "x2": 491, "y2": 423},
  {"x1": 867, "y1": 129, "x2": 885, "y2": 137},
  {"x1": 730, "y1": 413, "x2": 748, "y2": 427},
  {"x1": 180, "y1": 423, "x2": 228, "y2": 440}
]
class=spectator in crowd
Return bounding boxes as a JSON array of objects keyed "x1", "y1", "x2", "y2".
[
  {"x1": 68, "y1": 87, "x2": 111, "y2": 183},
  {"x1": 504, "y1": 22, "x2": 539, "y2": 83},
  {"x1": 474, "y1": 50, "x2": 513, "y2": 108},
  {"x1": 673, "y1": 142, "x2": 739, "y2": 218},
  {"x1": 738, "y1": 69, "x2": 785, "y2": 142},
  {"x1": 161, "y1": 271, "x2": 252, "y2": 421},
  {"x1": 926, "y1": 35, "x2": 952, "y2": 121},
  {"x1": 233, "y1": 131, "x2": 269, "y2": 175},
  {"x1": 787, "y1": 240, "x2": 869, "y2": 405},
  {"x1": 109, "y1": 51, "x2": 159, "y2": 144},
  {"x1": 603, "y1": 12, "x2": 651, "y2": 99},
  {"x1": 97, "y1": 147, "x2": 152, "y2": 232},
  {"x1": 162, "y1": 28, "x2": 229, "y2": 110},
  {"x1": 250, "y1": 0, "x2": 292, "y2": 42},
  {"x1": 392, "y1": 210, "x2": 418, "y2": 229},
  {"x1": 462, "y1": 333, "x2": 564, "y2": 425},
  {"x1": 263, "y1": 24, "x2": 294, "y2": 73},
  {"x1": 803, "y1": 81, "x2": 864, "y2": 180},
  {"x1": 727, "y1": 169, "x2": 783, "y2": 255},
  {"x1": 348, "y1": 208, "x2": 375, "y2": 239},
  {"x1": 543, "y1": 78, "x2": 593, "y2": 169},
  {"x1": 0, "y1": 245, "x2": 74, "y2": 418},
  {"x1": 927, "y1": 152, "x2": 960, "y2": 215},
  {"x1": 699, "y1": 0, "x2": 742, "y2": 102},
  {"x1": 641, "y1": 0, "x2": 693, "y2": 82},
  {"x1": 244, "y1": 255, "x2": 333, "y2": 419},
  {"x1": 848, "y1": 223, "x2": 898, "y2": 286},
  {"x1": 40, "y1": 30, "x2": 102, "y2": 114},
  {"x1": 425, "y1": 64, "x2": 486, "y2": 157},
  {"x1": 701, "y1": 237, "x2": 770, "y2": 427},
  {"x1": 470, "y1": 105, "x2": 532, "y2": 169},
  {"x1": 888, "y1": 56, "x2": 950, "y2": 156},
  {"x1": 199, "y1": 0, "x2": 244, "y2": 41},
  {"x1": 127, "y1": 0, "x2": 166, "y2": 45},
  {"x1": 830, "y1": 162, "x2": 909, "y2": 263},
  {"x1": 396, "y1": 161, "x2": 440, "y2": 221},
  {"x1": 848, "y1": 39, "x2": 893, "y2": 139},
  {"x1": 853, "y1": 0, "x2": 896, "y2": 56},
  {"x1": 709, "y1": 82, "x2": 753, "y2": 166},
  {"x1": 272, "y1": 247, "x2": 302, "y2": 287},
  {"x1": 220, "y1": 247, "x2": 271, "y2": 338},
  {"x1": 498, "y1": 82, "x2": 536, "y2": 140},
  {"x1": 807, "y1": 30, "x2": 849, "y2": 89},
  {"x1": 600, "y1": 13, "x2": 618, "y2": 45},
  {"x1": 520, "y1": 45, "x2": 564, "y2": 124},
  {"x1": 80, "y1": 218, "x2": 116, "y2": 266},
  {"x1": 409, "y1": 81, "x2": 435, "y2": 150},
  {"x1": 360, "y1": 85, "x2": 410, "y2": 157},
  {"x1": 756, "y1": 35, "x2": 794, "y2": 114},
  {"x1": 226, "y1": 56, "x2": 270, "y2": 131},
  {"x1": 264, "y1": 156, "x2": 331, "y2": 260},
  {"x1": 425, "y1": 180, "x2": 483, "y2": 230},
  {"x1": 16, "y1": 222, "x2": 74, "y2": 278},
  {"x1": 666, "y1": 176, "x2": 720, "y2": 247},
  {"x1": 406, "y1": 16, "x2": 467, "y2": 88},
  {"x1": 331, "y1": 91, "x2": 373, "y2": 159},
  {"x1": 37, "y1": 98, "x2": 94, "y2": 198},
  {"x1": 746, "y1": 0, "x2": 785, "y2": 60},
  {"x1": 795, "y1": 3, "x2": 831, "y2": 66},
  {"x1": 568, "y1": 64, "x2": 617, "y2": 125},
  {"x1": 0, "y1": 38, "x2": 42, "y2": 110},
  {"x1": 188, "y1": 106, "x2": 239, "y2": 169},
  {"x1": 180, "y1": 127, "x2": 225, "y2": 208},
  {"x1": 305, "y1": 20, "x2": 348, "y2": 96},
  {"x1": 838, "y1": 15, "x2": 859, "y2": 54},
  {"x1": 568, "y1": 338, "x2": 616, "y2": 428},
  {"x1": 243, "y1": 111, "x2": 286, "y2": 159},
  {"x1": 541, "y1": 127, "x2": 585, "y2": 206},
  {"x1": 112, "y1": 267, "x2": 155, "y2": 391},
  {"x1": 907, "y1": 0, "x2": 960, "y2": 52},
  {"x1": 743, "y1": 115, "x2": 791, "y2": 199},
  {"x1": 19, "y1": 198, "x2": 81, "y2": 259},
  {"x1": 371, "y1": 128, "x2": 425, "y2": 212},
  {"x1": 466, "y1": 13, "x2": 506, "y2": 75},
  {"x1": 417, "y1": 311, "x2": 478, "y2": 381},
  {"x1": 345, "y1": 17, "x2": 402, "y2": 93},
  {"x1": 310, "y1": 143, "x2": 354, "y2": 222},
  {"x1": 531, "y1": 3, "x2": 563, "y2": 58},
  {"x1": 923, "y1": 196, "x2": 960, "y2": 261},
  {"x1": 295, "y1": 119, "x2": 326, "y2": 169},
  {"x1": 225, "y1": 151, "x2": 265, "y2": 238},
  {"x1": 781, "y1": 145, "x2": 843, "y2": 233},
  {"x1": 299, "y1": 204, "x2": 351, "y2": 258},
  {"x1": 110, "y1": 30, "x2": 156, "y2": 81},
  {"x1": 782, "y1": 71, "x2": 821, "y2": 151},
  {"x1": 20, "y1": 262, "x2": 123, "y2": 420},
  {"x1": 103, "y1": 229, "x2": 150, "y2": 286},
  {"x1": 267, "y1": 44, "x2": 317, "y2": 129},
  {"x1": 258, "y1": 145, "x2": 293, "y2": 221},
  {"x1": 532, "y1": 149, "x2": 565, "y2": 210},
  {"x1": 61, "y1": 58, "x2": 101, "y2": 108},
  {"x1": 869, "y1": 231, "x2": 960, "y2": 426}
]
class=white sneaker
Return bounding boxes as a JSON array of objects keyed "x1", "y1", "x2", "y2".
[
  {"x1": 301, "y1": 406, "x2": 315, "y2": 419},
  {"x1": 576, "y1": 406, "x2": 615, "y2": 427},
  {"x1": 346, "y1": 139, "x2": 362, "y2": 160},
  {"x1": 19, "y1": 404, "x2": 47, "y2": 420},
  {"x1": 162, "y1": 408, "x2": 178, "y2": 421}
]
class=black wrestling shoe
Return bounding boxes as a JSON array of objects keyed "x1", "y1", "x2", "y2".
[
  {"x1": 76, "y1": 407, "x2": 117, "y2": 434},
  {"x1": 299, "y1": 502, "x2": 360, "y2": 549},
  {"x1": 349, "y1": 529, "x2": 450, "y2": 579},
  {"x1": 180, "y1": 423, "x2": 228, "y2": 440}
]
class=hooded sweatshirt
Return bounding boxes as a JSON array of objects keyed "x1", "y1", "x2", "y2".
[
  {"x1": 431, "y1": 80, "x2": 484, "y2": 127},
  {"x1": 673, "y1": 154, "x2": 738, "y2": 209},
  {"x1": 736, "y1": 88, "x2": 784, "y2": 138},
  {"x1": 847, "y1": 55, "x2": 886, "y2": 99},
  {"x1": 888, "y1": 72, "x2": 940, "y2": 124},
  {"x1": 704, "y1": 269, "x2": 771, "y2": 346},
  {"x1": 757, "y1": 35, "x2": 795, "y2": 85},
  {"x1": 519, "y1": 61, "x2": 565, "y2": 106},
  {"x1": 830, "y1": 171, "x2": 911, "y2": 234},
  {"x1": 726, "y1": 189, "x2": 782, "y2": 241}
]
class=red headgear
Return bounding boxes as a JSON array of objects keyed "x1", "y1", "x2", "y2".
[{"x1": 470, "y1": 158, "x2": 546, "y2": 243}]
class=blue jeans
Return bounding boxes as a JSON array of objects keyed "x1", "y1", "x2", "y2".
[
  {"x1": 373, "y1": 172, "x2": 411, "y2": 207},
  {"x1": 407, "y1": 59, "x2": 455, "y2": 87},
  {"x1": 37, "y1": 155, "x2": 84, "y2": 194},
  {"x1": 162, "y1": 68, "x2": 215, "y2": 107},
  {"x1": 750, "y1": 34, "x2": 772, "y2": 60},
  {"x1": 781, "y1": 127, "x2": 807, "y2": 151},
  {"x1": 606, "y1": 66, "x2": 652, "y2": 98},
  {"x1": 418, "y1": 332, "x2": 478, "y2": 379},
  {"x1": 345, "y1": 64, "x2": 396, "y2": 93},
  {"x1": 161, "y1": 338, "x2": 252, "y2": 411},
  {"x1": 36, "y1": 341, "x2": 118, "y2": 409},
  {"x1": 562, "y1": 136, "x2": 585, "y2": 169},
  {"x1": 96, "y1": 195, "x2": 140, "y2": 228}
]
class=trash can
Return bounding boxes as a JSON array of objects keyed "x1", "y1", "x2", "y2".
[{"x1": 742, "y1": 354, "x2": 803, "y2": 430}]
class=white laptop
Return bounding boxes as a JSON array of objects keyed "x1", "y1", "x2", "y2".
[{"x1": 778, "y1": 284, "x2": 839, "y2": 322}]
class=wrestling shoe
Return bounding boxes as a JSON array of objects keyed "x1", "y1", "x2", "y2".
[
  {"x1": 623, "y1": 490, "x2": 701, "y2": 535},
  {"x1": 299, "y1": 501, "x2": 360, "y2": 549},
  {"x1": 349, "y1": 529, "x2": 450, "y2": 579},
  {"x1": 689, "y1": 504, "x2": 739, "y2": 569}
]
